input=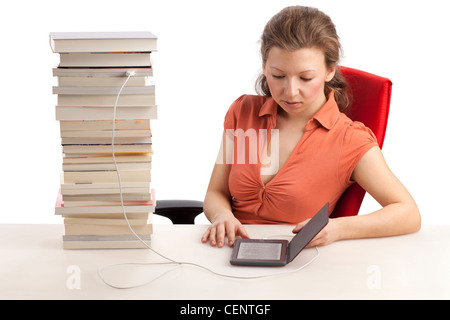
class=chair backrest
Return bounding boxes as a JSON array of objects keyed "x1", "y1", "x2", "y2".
[{"x1": 330, "y1": 66, "x2": 392, "y2": 218}]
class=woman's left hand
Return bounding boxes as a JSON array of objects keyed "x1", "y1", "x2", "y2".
[{"x1": 292, "y1": 218, "x2": 340, "y2": 247}]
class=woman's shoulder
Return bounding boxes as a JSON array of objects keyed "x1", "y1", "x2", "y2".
[
  {"x1": 225, "y1": 94, "x2": 275, "y2": 128},
  {"x1": 336, "y1": 113, "x2": 378, "y2": 149},
  {"x1": 229, "y1": 94, "x2": 273, "y2": 111}
]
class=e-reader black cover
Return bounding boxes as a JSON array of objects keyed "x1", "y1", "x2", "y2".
[{"x1": 230, "y1": 203, "x2": 329, "y2": 266}]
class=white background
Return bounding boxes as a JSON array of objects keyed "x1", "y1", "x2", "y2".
[{"x1": 0, "y1": 0, "x2": 448, "y2": 225}]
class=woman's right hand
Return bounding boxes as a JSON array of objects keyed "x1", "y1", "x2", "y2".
[
  {"x1": 202, "y1": 132, "x2": 249, "y2": 248},
  {"x1": 201, "y1": 214, "x2": 249, "y2": 248}
]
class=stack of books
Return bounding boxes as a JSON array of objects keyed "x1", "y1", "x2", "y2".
[{"x1": 50, "y1": 32, "x2": 158, "y2": 249}]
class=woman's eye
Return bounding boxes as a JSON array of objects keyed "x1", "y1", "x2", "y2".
[{"x1": 271, "y1": 75, "x2": 312, "y2": 81}]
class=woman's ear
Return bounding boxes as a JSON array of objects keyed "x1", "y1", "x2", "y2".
[{"x1": 325, "y1": 65, "x2": 336, "y2": 82}]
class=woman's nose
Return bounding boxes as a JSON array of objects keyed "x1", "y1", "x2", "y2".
[{"x1": 285, "y1": 78, "x2": 300, "y2": 98}]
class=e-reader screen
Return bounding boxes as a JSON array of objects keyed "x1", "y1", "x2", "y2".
[
  {"x1": 231, "y1": 239, "x2": 289, "y2": 266},
  {"x1": 237, "y1": 241, "x2": 283, "y2": 260}
]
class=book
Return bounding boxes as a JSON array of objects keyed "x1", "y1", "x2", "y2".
[
  {"x1": 60, "y1": 176, "x2": 150, "y2": 188},
  {"x1": 58, "y1": 52, "x2": 152, "y2": 67},
  {"x1": 56, "y1": 204, "x2": 154, "y2": 215},
  {"x1": 64, "y1": 217, "x2": 152, "y2": 226},
  {"x1": 55, "y1": 105, "x2": 157, "y2": 120},
  {"x1": 54, "y1": 189, "x2": 156, "y2": 215},
  {"x1": 61, "y1": 128, "x2": 151, "y2": 137},
  {"x1": 62, "y1": 212, "x2": 152, "y2": 219},
  {"x1": 63, "y1": 200, "x2": 153, "y2": 208},
  {"x1": 60, "y1": 128, "x2": 151, "y2": 138},
  {"x1": 55, "y1": 204, "x2": 155, "y2": 216},
  {"x1": 53, "y1": 67, "x2": 153, "y2": 77},
  {"x1": 62, "y1": 144, "x2": 152, "y2": 154},
  {"x1": 61, "y1": 186, "x2": 151, "y2": 196},
  {"x1": 64, "y1": 224, "x2": 153, "y2": 236},
  {"x1": 60, "y1": 177, "x2": 151, "y2": 195},
  {"x1": 57, "y1": 93, "x2": 155, "y2": 107},
  {"x1": 63, "y1": 170, "x2": 151, "y2": 184},
  {"x1": 62, "y1": 236, "x2": 151, "y2": 249},
  {"x1": 58, "y1": 75, "x2": 152, "y2": 87},
  {"x1": 62, "y1": 153, "x2": 152, "y2": 164},
  {"x1": 53, "y1": 85, "x2": 155, "y2": 95},
  {"x1": 61, "y1": 136, "x2": 152, "y2": 145},
  {"x1": 63, "y1": 234, "x2": 151, "y2": 241},
  {"x1": 64, "y1": 221, "x2": 153, "y2": 236},
  {"x1": 60, "y1": 120, "x2": 152, "y2": 144},
  {"x1": 62, "y1": 193, "x2": 152, "y2": 201},
  {"x1": 63, "y1": 161, "x2": 151, "y2": 172},
  {"x1": 60, "y1": 173, "x2": 151, "y2": 185},
  {"x1": 60, "y1": 119, "x2": 150, "y2": 131},
  {"x1": 50, "y1": 31, "x2": 157, "y2": 53}
]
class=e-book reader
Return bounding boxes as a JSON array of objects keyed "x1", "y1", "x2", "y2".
[{"x1": 230, "y1": 203, "x2": 329, "y2": 266}]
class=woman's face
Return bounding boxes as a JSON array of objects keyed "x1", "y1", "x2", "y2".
[{"x1": 263, "y1": 47, "x2": 335, "y2": 118}]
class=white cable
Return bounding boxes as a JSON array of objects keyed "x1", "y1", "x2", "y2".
[
  {"x1": 97, "y1": 73, "x2": 321, "y2": 289},
  {"x1": 98, "y1": 246, "x2": 320, "y2": 289}
]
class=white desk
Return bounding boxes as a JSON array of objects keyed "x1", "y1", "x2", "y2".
[{"x1": 1, "y1": 224, "x2": 449, "y2": 300}]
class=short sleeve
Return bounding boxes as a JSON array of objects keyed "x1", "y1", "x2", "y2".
[
  {"x1": 224, "y1": 94, "x2": 246, "y2": 131},
  {"x1": 339, "y1": 121, "x2": 379, "y2": 186}
]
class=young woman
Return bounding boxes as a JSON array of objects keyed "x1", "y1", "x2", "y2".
[{"x1": 201, "y1": 6, "x2": 420, "y2": 248}]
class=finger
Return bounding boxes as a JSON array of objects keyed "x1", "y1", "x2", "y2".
[
  {"x1": 237, "y1": 224, "x2": 250, "y2": 239},
  {"x1": 306, "y1": 230, "x2": 326, "y2": 247},
  {"x1": 216, "y1": 223, "x2": 226, "y2": 248},
  {"x1": 209, "y1": 226, "x2": 217, "y2": 247},
  {"x1": 306, "y1": 237, "x2": 320, "y2": 248},
  {"x1": 292, "y1": 219, "x2": 310, "y2": 233},
  {"x1": 201, "y1": 227, "x2": 211, "y2": 243},
  {"x1": 225, "y1": 223, "x2": 236, "y2": 247},
  {"x1": 227, "y1": 224, "x2": 249, "y2": 247}
]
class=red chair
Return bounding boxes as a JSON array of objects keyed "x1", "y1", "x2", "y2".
[
  {"x1": 155, "y1": 67, "x2": 392, "y2": 223},
  {"x1": 330, "y1": 66, "x2": 392, "y2": 218}
]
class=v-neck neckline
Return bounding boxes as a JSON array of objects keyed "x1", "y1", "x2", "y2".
[{"x1": 260, "y1": 120, "x2": 316, "y2": 187}]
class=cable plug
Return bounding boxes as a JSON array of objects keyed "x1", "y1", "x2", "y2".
[{"x1": 126, "y1": 70, "x2": 136, "y2": 77}]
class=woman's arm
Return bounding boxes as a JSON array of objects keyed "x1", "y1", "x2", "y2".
[
  {"x1": 293, "y1": 146, "x2": 421, "y2": 246},
  {"x1": 201, "y1": 133, "x2": 249, "y2": 247}
]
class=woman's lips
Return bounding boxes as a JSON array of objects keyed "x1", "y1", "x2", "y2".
[{"x1": 283, "y1": 101, "x2": 301, "y2": 108}]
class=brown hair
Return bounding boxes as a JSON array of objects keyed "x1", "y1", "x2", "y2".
[{"x1": 255, "y1": 6, "x2": 350, "y2": 112}]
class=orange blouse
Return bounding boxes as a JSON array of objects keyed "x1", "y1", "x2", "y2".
[{"x1": 224, "y1": 92, "x2": 378, "y2": 224}]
